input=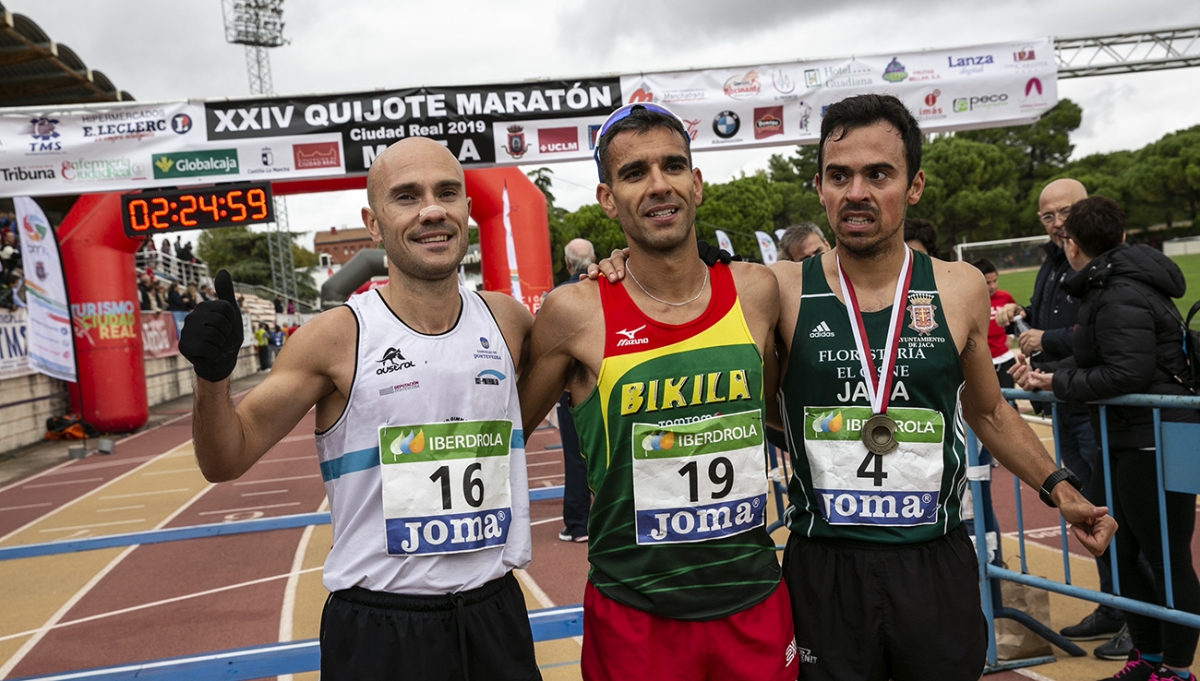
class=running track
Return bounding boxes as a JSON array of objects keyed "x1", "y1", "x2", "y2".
[{"x1": 0, "y1": 402, "x2": 1194, "y2": 680}]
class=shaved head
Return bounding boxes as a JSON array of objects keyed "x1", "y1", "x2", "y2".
[
  {"x1": 366, "y1": 138, "x2": 463, "y2": 212},
  {"x1": 1038, "y1": 178, "x2": 1088, "y2": 244}
]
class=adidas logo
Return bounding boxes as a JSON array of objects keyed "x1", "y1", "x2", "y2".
[{"x1": 809, "y1": 321, "x2": 835, "y2": 338}]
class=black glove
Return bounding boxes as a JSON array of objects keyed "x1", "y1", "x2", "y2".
[
  {"x1": 179, "y1": 270, "x2": 243, "y2": 383},
  {"x1": 697, "y1": 240, "x2": 736, "y2": 267}
]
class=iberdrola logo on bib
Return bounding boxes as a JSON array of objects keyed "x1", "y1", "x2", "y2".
[
  {"x1": 813, "y1": 410, "x2": 844, "y2": 433},
  {"x1": 392, "y1": 429, "x2": 426, "y2": 455},
  {"x1": 641, "y1": 431, "x2": 675, "y2": 451}
]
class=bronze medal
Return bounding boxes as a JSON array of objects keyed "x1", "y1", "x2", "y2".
[{"x1": 862, "y1": 413, "x2": 899, "y2": 455}]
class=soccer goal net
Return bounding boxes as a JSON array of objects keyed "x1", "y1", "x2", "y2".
[{"x1": 954, "y1": 234, "x2": 1050, "y2": 270}]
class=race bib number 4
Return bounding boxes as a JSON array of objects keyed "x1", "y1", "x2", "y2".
[
  {"x1": 378, "y1": 420, "x2": 513, "y2": 556},
  {"x1": 804, "y1": 406, "x2": 945, "y2": 526},
  {"x1": 631, "y1": 410, "x2": 768, "y2": 545}
]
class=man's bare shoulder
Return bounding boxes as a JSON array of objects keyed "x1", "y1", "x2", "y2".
[
  {"x1": 769, "y1": 260, "x2": 805, "y2": 295},
  {"x1": 282, "y1": 306, "x2": 357, "y2": 363},
  {"x1": 932, "y1": 259, "x2": 989, "y2": 304},
  {"x1": 729, "y1": 261, "x2": 780, "y2": 313},
  {"x1": 477, "y1": 290, "x2": 534, "y2": 334},
  {"x1": 540, "y1": 279, "x2": 602, "y2": 321}
]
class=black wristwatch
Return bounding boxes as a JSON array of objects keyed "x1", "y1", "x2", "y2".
[{"x1": 1039, "y1": 467, "x2": 1083, "y2": 508}]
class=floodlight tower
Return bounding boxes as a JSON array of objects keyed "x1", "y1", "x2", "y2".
[{"x1": 221, "y1": 0, "x2": 297, "y2": 304}]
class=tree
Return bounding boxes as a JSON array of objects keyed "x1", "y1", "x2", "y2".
[
  {"x1": 562, "y1": 204, "x2": 626, "y2": 267},
  {"x1": 957, "y1": 99, "x2": 1082, "y2": 204},
  {"x1": 196, "y1": 226, "x2": 319, "y2": 302},
  {"x1": 695, "y1": 173, "x2": 780, "y2": 260},
  {"x1": 526, "y1": 167, "x2": 557, "y2": 205},
  {"x1": 911, "y1": 136, "x2": 1020, "y2": 249}
]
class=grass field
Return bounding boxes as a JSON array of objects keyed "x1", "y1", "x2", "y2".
[{"x1": 998, "y1": 252, "x2": 1200, "y2": 319}]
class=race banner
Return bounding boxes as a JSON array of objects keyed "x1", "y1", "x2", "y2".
[
  {"x1": 0, "y1": 39, "x2": 1056, "y2": 198},
  {"x1": 0, "y1": 308, "x2": 34, "y2": 379},
  {"x1": 755, "y1": 231, "x2": 778, "y2": 265},
  {"x1": 140, "y1": 311, "x2": 180, "y2": 359},
  {"x1": 14, "y1": 197, "x2": 76, "y2": 382}
]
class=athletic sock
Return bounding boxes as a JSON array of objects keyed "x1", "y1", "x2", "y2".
[{"x1": 1144, "y1": 653, "x2": 1164, "y2": 664}]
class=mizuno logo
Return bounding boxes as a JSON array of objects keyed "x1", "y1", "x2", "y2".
[
  {"x1": 810, "y1": 321, "x2": 835, "y2": 338},
  {"x1": 616, "y1": 325, "x2": 649, "y2": 347}
]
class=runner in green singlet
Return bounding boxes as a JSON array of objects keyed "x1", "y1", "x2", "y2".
[{"x1": 770, "y1": 94, "x2": 1116, "y2": 681}]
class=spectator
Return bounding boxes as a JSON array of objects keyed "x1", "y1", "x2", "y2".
[
  {"x1": 1013, "y1": 196, "x2": 1200, "y2": 680},
  {"x1": 777, "y1": 222, "x2": 830, "y2": 261},
  {"x1": 286, "y1": 299, "x2": 296, "y2": 315},
  {"x1": 274, "y1": 295, "x2": 283, "y2": 314},
  {"x1": 1, "y1": 231, "x2": 21, "y2": 274},
  {"x1": 183, "y1": 284, "x2": 199, "y2": 311},
  {"x1": 1, "y1": 268, "x2": 25, "y2": 310},
  {"x1": 270, "y1": 324, "x2": 285, "y2": 360},
  {"x1": 174, "y1": 236, "x2": 182, "y2": 256},
  {"x1": 166, "y1": 282, "x2": 187, "y2": 311},
  {"x1": 160, "y1": 237, "x2": 172, "y2": 257},
  {"x1": 186, "y1": 242, "x2": 201, "y2": 264},
  {"x1": 972, "y1": 258, "x2": 1018, "y2": 381},
  {"x1": 138, "y1": 275, "x2": 157, "y2": 312},
  {"x1": 999, "y1": 179, "x2": 1124, "y2": 652},
  {"x1": 903, "y1": 218, "x2": 938, "y2": 257},
  {"x1": 553, "y1": 237, "x2": 594, "y2": 543},
  {"x1": 237, "y1": 295, "x2": 247, "y2": 314},
  {"x1": 255, "y1": 322, "x2": 271, "y2": 371}
]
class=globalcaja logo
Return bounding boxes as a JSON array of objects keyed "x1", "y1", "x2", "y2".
[
  {"x1": 21, "y1": 213, "x2": 48, "y2": 242},
  {"x1": 377, "y1": 346, "x2": 417, "y2": 375},
  {"x1": 151, "y1": 149, "x2": 239, "y2": 179},
  {"x1": 391, "y1": 428, "x2": 426, "y2": 455},
  {"x1": 23, "y1": 117, "x2": 62, "y2": 153},
  {"x1": 881, "y1": 57, "x2": 908, "y2": 83}
]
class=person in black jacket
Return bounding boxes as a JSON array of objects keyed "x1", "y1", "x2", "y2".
[{"x1": 1014, "y1": 196, "x2": 1200, "y2": 681}]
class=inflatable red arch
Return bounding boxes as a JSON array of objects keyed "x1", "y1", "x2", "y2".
[{"x1": 58, "y1": 168, "x2": 552, "y2": 432}]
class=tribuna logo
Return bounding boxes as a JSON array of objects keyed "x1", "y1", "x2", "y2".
[{"x1": 1, "y1": 166, "x2": 55, "y2": 182}]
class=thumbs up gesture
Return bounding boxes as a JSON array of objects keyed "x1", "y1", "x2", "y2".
[{"x1": 178, "y1": 270, "x2": 244, "y2": 383}]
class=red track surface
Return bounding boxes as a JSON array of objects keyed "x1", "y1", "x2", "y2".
[{"x1": 1, "y1": 407, "x2": 1196, "y2": 680}]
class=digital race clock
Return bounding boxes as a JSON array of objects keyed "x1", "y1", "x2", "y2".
[{"x1": 121, "y1": 183, "x2": 275, "y2": 238}]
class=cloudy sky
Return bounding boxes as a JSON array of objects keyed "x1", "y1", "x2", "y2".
[{"x1": 8, "y1": 0, "x2": 1200, "y2": 248}]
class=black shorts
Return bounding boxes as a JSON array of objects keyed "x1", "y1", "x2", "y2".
[
  {"x1": 782, "y1": 525, "x2": 987, "y2": 681},
  {"x1": 320, "y1": 571, "x2": 542, "y2": 681}
]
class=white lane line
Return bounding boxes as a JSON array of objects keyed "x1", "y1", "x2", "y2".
[
  {"x1": 0, "y1": 441, "x2": 194, "y2": 546},
  {"x1": 141, "y1": 468, "x2": 199, "y2": 476},
  {"x1": 531, "y1": 516, "x2": 563, "y2": 526},
  {"x1": 526, "y1": 460, "x2": 563, "y2": 468},
  {"x1": 528, "y1": 473, "x2": 565, "y2": 482},
  {"x1": 0, "y1": 459, "x2": 78, "y2": 494},
  {"x1": 38, "y1": 455, "x2": 158, "y2": 476},
  {"x1": 96, "y1": 505, "x2": 146, "y2": 514},
  {"x1": 39, "y1": 519, "x2": 146, "y2": 533},
  {"x1": 279, "y1": 497, "x2": 329, "y2": 652},
  {"x1": 0, "y1": 564, "x2": 321, "y2": 645},
  {"x1": 99, "y1": 488, "x2": 190, "y2": 500},
  {"x1": 0, "y1": 481, "x2": 216, "y2": 677},
  {"x1": 0, "y1": 503, "x2": 52, "y2": 513},
  {"x1": 241, "y1": 489, "x2": 289, "y2": 497},
  {"x1": 196, "y1": 502, "x2": 301, "y2": 516},
  {"x1": 23, "y1": 477, "x2": 104, "y2": 489},
  {"x1": 257, "y1": 455, "x2": 313, "y2": 464},
  {"x1": 233, "y1": 475, "x2": 321, "y2": 486},
  {"x1": 514, "y1": 569, "x2": 582, "y2": 646},
  {"x1": 1014, "y1": 668, "x2": 1057, "y2": 681},
  {"x1": 277, "y1": 436, "x2": 313, "y2": 445}
]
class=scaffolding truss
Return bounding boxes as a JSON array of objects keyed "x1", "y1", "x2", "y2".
[{"x1": 1055, "y1": 26, "x2": 1200, "y2": 79}]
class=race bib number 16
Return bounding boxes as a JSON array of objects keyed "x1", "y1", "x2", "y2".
[
  {"x1": 378, "y1": 420, "x2": 512, "y2": 556},
  {"x1": 631, "y1": 410, "x2": 768, "y2": 545}
]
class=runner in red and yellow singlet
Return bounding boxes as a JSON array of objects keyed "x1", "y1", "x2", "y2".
[{"x1": 520, "y1": 103, "x2": 797, "y2": 681}]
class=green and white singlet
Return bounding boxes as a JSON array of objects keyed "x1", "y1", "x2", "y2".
[
  {"x1": 571, "y1": 263, "x2": 780, "y2": 620},
  {"x1": 780, "y1": 251, "x2": 968, "y2": 544}
]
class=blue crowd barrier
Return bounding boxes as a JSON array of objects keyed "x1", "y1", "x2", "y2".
[{"x1": 970, "y1": 388, "x2": 1200, "y2": 674}]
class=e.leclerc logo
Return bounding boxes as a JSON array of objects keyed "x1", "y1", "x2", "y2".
[{"x1": 152, "y1": 149, "x2": 239, "y2": 179}]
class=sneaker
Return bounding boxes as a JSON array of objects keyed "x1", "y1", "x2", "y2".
[
  {"x1": 1096, "y1": 625, "x2": 1135, "y2": 661},
  {"x1": 1063, "y1": 607, "x2": 1126, "y2": 640},
  {"x1": 557, "y1": 528, "x2": 587, "y2": 543},
  {"x1": 1096, "y1": 650, "x2": 1156, "y2": 680},
  {"x1": 1151, "y1": 668, "x2": 1194, "y2": 680}
]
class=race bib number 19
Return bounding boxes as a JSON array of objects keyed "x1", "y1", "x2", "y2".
[
  {"x1": 631, "y1": 410, "x2": 768, "y2": 545},
  {"x1": 378, "y1": 420, "x2": 512, "y2": 556}
]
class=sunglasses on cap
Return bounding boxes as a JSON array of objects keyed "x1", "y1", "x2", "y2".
[{"x1": 592, "y1": 102, "x2": 685, "y2": 182}]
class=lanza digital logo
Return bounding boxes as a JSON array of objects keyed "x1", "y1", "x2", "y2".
[{"x1": 376, "y1": 346, "x2": 416, "y2": 375}]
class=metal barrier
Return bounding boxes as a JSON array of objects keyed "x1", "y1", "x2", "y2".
[{"x1": 970, "y1": 388, "x2": 1200, "y2": 674}]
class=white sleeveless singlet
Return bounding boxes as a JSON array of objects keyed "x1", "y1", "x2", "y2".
[{"x1": 316, "y1": 286, "x2": 531, "y2": 595}]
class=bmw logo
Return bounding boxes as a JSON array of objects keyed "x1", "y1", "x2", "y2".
[{"x1": 712, "y1": 111, "x2": 740, "y2": 139}]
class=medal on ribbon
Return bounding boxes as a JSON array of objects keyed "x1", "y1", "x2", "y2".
[{"x1": 836, "y1": 247, "x2": 914, "y2": 456}]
